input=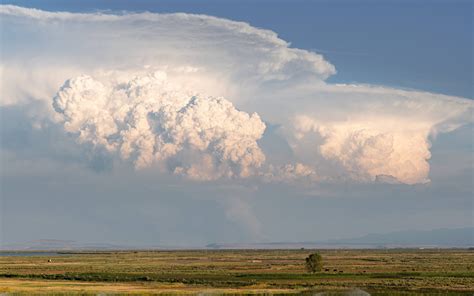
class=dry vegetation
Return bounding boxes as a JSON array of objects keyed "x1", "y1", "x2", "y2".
[{"x1": 0, "y1": 249, "x2": 473, "y2": 295}]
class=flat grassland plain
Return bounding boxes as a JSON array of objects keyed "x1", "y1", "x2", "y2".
[{"x1": 0, "y1": 249, "x2": 473, "y2": 295}]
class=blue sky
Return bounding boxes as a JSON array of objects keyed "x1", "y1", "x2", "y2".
[{"x1": 0, "y1": 1, "x2": 472, "y2": 247}]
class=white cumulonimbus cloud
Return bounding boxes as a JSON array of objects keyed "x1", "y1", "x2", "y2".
[
  {"x1": 53, "y1": 72, "x2": 266, "y2": 180},
  {"x1": 287, "y1": 84, "x2": 471, "y2": 184},
  {"x1": 1, "y1": 5, "x2": 472, "y2": 184}
]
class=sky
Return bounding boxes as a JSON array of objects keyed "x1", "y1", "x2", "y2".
[{"x1": 0, "y1": 1, "x2": 472, "y2": 247}]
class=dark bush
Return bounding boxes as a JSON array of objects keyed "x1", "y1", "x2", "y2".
[{"x1": 305, "y1": 252, "x2": 323, "y2": 273}]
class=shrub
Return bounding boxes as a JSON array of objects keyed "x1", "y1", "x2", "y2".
[{"x1": 305, "y1": 252, "x2": 323, "y2": 273}]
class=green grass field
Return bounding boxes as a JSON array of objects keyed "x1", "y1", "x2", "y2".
[{"x1": 0, "y1": 249, "x2": 473, "y2": 295}]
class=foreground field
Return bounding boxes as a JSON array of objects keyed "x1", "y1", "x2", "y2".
[{"x1": 0, "y1": 249, "x2": 473, "y2": 295}]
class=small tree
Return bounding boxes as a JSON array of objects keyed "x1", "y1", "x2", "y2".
[{"x1": 305, "y1": 252, "x2": 323, "y2": 273}]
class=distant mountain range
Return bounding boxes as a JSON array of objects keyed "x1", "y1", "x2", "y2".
[
  {"x1": 0, "y1": 239, "x2": 129, "y2": 251},
  {"x1": 1, "y1": 228, "x2": 472, "y2": 251},
  {"x1": 207, "y1": 227, "x2": 474, "y2": 249},
  {"x1": 326, "y1": 227, "x2": 473, "y2": 247}
]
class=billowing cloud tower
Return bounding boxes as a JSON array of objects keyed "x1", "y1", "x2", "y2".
[
  {"x1": 53, "y1": 72, "x2": 266, "y2": 180},
  {"x1": 1, "y1": 5, "x2": 472, "y2": 184}
]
